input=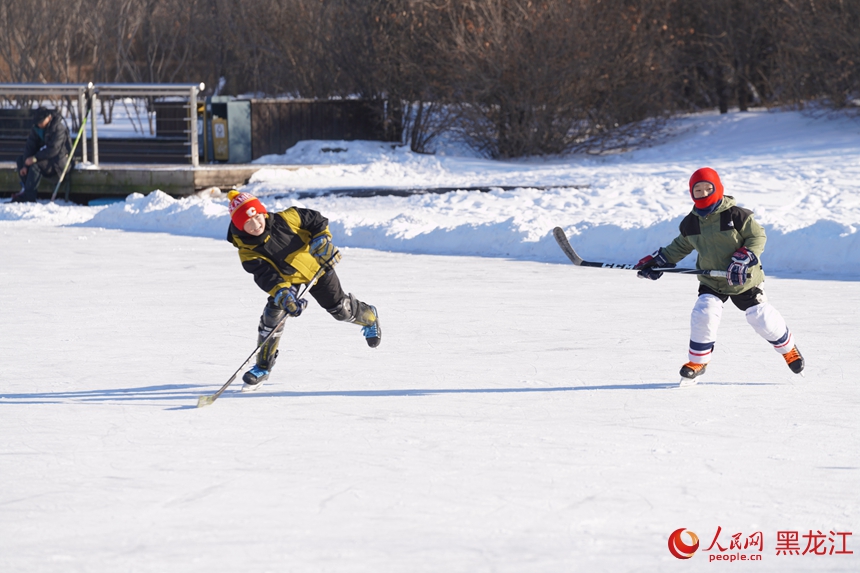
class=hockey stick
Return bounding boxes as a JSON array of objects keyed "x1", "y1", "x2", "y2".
[
  {"x1": 51, "y1": 114, "x2": 88, "y2": 202},
  {"x1": 553, "y1": 226, "x2": 743, "y2": 279},
  {"x1": 197, "y1": 262, "x2": 330, "y2": 408}
]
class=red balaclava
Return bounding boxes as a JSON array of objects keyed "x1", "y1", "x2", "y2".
[{"x1": 688, "y1": 167, "x2": 724, "y2": 210}]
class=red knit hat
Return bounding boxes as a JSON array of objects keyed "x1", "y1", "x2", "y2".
[
  {"x1": 228, "y1": 190, "x2": 267, "y2": 229},
  {"x1": 689, "y1": 167, "x2": 724, "y2": 210}
]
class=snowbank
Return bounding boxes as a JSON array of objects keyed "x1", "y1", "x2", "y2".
[{"x1": 2, "y1": 109, "x2": 858, "y2": 277}]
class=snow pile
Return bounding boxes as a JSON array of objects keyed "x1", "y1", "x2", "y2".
[
  {"x1": 254, "y1": 139, "x2": 416, "y2": 165},
  {"x1": 83, "y1": 191, "x2": 231, "y2": 238},
  {"x1": 2, "y1": 108, "x2": 859, "y2": 276},
  {"x1": 251, "y1": 139, "x2": 467, "y2": 193}
]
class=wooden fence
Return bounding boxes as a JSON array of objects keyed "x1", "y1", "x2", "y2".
[{"x1": 250, "y1": 99, "x2": 401, "y2": 159}]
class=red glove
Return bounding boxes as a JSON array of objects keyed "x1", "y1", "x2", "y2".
[{"x1": 634, "y1": 249, "x2": 674, "y2": 280}]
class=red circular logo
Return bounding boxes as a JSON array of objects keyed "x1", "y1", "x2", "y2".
[{"x1": 668, "y1": 528, "x2": 699, "y2": 559}]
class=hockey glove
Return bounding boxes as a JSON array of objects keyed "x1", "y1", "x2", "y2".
[
  {"x1": 309, "y1": 235, "x2": 341, "y2": 271},
  {"x1": 634, "y1": 249, "x2": 674, "y2": 280},
  {"x1": 726, "y1": 247, "x2": 758, "y2": 286},
  {"x1": 274, "y1": 286, "x2": 308, "y2": 317}
]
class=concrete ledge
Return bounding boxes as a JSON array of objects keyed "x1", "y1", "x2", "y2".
[{"x1": 0, "y1": 162, "x2": 318, "y2": 201}]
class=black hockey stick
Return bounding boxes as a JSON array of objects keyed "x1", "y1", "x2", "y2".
[
  {"x1": 197, "y1": 261, "x2": 330, "y2": 408},
  {"x1": 553, "y1": 226, "x2": 743, "y2": 278}
]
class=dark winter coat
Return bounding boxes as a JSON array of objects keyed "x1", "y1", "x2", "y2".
[
  {"x1": 23, "y1": 110, "x2": 72, "y2": 172},
  {"x1": 227, "y1": 207, "x2": 332, "y2": 296},
  {"x1": 661, "y1": 196, "x2": 767, "y2": 295}
]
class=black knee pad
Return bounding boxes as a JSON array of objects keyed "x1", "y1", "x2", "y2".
[
  {"x1": 327, "y1": 293, "x2": 357, "y2": 322},
  {"x1": 257, "y1": 303, "x2": 286, "y2": 369},
  {"x1": 258, "y1": 303, "x2": 286, "y2": 337},
  {"x1": 261, "y1": 303, "x2": 285, "y2": 326}
]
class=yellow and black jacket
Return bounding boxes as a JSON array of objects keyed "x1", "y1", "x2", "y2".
[{"x1": 227, "y1": 207, "x2": 332, "y2": 296}]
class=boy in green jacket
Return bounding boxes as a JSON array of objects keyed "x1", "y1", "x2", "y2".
[{"x1": 634, "y1": 167, "x2": 803, "y2": 384}]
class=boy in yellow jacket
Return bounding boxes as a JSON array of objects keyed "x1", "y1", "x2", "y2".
[{"x1": 227, "y1": 190, "x2": 380, "y2": 391}]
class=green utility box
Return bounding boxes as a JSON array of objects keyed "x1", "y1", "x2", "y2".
[{"x1": 201, "y1": 96, "x2": 251, "y2": 164}]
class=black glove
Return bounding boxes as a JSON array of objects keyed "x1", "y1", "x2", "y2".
[
  {"x1": 273, "y1": 286, "x2": 308, "y2": 317},
  {"x1": 727, "y1": 247, "x2": 758, "y2": 286},
  {"x1": 634, "y1": 249, "x2": 674, "y2": 280}
]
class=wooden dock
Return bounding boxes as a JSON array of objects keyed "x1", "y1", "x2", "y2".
[{"x1": 0, "y1": 163, "x2": 320, "y2": 202}]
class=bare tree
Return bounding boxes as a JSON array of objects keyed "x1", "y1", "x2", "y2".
[
  {"x1": 0, "y1": 0, "x2": 90, "y2": 124},
  {"x1": 422, "y1": 0, "x2": 676, "y2": 157},
  {"x1": 772, "y1": 0, "x2": 860, "y2": 109},
  {"x1": 0, "y1": 0, "x2": 83, "y2": 84},
  {"x1": 4, "y1": 0, "x2": 859, "y2": 156},
  {"x1": 670, "y1": 0, "x2": 785, "y2": 113},
  {"x1": 341, "y1": 1, "x2": 456, "y2": 152}
]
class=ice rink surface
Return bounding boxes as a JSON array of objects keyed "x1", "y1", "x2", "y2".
[{"x1": 1, "y1": 226, "x2": 857, "y2": 572}]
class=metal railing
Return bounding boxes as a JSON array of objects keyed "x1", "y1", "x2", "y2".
[
  {"x1": 0, "y1": 82, "x2": 204, "y2": 167},
  {"x1": 1, "y1": 83, "x2": 93, "y2": 163}
]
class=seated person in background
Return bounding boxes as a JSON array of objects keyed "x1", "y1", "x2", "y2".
[{"x1": 11, "y1": 107, "x2": 71, "y2": 203}]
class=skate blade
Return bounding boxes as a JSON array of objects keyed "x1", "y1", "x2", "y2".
[
  {"x1": 678, "y1": 377, "x2": 699, "y2": 388},
  {"x1": 241, "y1": 381, "x2": 265, "y2": 393}
]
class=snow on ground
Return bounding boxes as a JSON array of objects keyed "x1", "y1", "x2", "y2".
[{"x1": 1, "y1": 109, "x2": 859, "y2": 571}]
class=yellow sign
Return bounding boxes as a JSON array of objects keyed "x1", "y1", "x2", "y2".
[{"x1": 212, "y1": 117, "x2": 229, "y2": 161}]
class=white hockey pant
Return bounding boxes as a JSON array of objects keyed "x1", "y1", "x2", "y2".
[{"x1": 688, "y1": 294, "x2": 794, "y2": 364}]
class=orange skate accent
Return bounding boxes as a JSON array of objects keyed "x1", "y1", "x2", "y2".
[
  {"x1": 782, "y1": 346, "x2": 805, "y2": 374},
  {"x1": 783, "y1": 347, "x2": 801, "y2": 365},
  {"x1": 682, "y1": 362, "x2": 706, "y2": 374},
  {"x1": 679, "y1": 361, "x2": 708, "y2": 382}
]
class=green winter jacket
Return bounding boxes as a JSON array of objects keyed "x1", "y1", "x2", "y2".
[{"x1": 661, "y1": 196, "x2": 766, "y2": 295}]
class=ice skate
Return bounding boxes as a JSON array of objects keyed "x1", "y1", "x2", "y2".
[
  {"x1": 242, "y1": 365, "x2": 269, "y2": 392},
  {"x1": 783, "y1": 346, "x2": 804, "y2": 374},
  {"x1": 361, "y1": 305, "x2": 381, "y2": 348},
  {"x1": 679, "y1": 362, "x2": 707, "y2": 387}
]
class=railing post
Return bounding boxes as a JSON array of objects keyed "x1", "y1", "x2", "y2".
[
  {"x1": 78, "y1": 83, "x2": 92, "y2": 164},
  {"x1": 190, "y1": 83, "x2": 201, "y2": 167},
  {"x1": 91, "y1": 91, "x2": 99, "y2": 166}
]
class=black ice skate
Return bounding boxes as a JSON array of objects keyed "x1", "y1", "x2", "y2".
[
  {"x1": 242, "y1": 365, "x2": 269, "y2": 392},
  {"x1": 782, "y1": 346, "x2": 805, "y2": 374},
  {"x1": 679, "y1": 362, "x2": 707, "y2": 387}
]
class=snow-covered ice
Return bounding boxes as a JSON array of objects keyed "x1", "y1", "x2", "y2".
[{"x1": 1, "y1": 109, "x2": 858, "y2": 571}]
